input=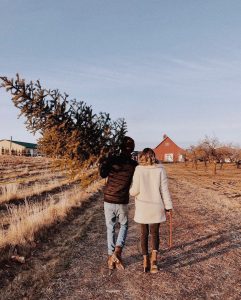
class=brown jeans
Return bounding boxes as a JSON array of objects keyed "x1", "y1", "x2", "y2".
[{"x1": 140, "y1": 223, "x2": 160, "y2": 255}]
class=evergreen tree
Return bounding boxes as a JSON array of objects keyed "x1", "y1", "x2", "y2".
[{"x1": 0, "y1": 74, "x2": 128, "y2": 168}]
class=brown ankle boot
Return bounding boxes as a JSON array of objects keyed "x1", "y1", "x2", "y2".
[
  {"x1": 107, "y1": 255, "x2": 115, "y2": 270},
  {"x1": 143, "y1": 255, "x2": 150, "y2": 272},
  {"x1": 112, "y1": 246, "x2": 125, "y2": 270},
  {"x1": 150, "y1": 250, "x2": 158, "y2": 274}
]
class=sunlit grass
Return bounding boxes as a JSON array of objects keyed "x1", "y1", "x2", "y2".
[{"x1": 0, "y1": 178, "x2": 104, "y2": 249}]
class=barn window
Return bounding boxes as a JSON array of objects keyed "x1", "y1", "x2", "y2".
[
  {"x1": 165, "y1": 142, "x2": 170, "y2": 146},
  {"x1": 164, "y1": 153, "x2": 173, "y2": 162}
]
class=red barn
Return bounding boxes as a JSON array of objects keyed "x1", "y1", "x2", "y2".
[{"x1": 153, "y1": 134, "x2": 185, "y2": 162}]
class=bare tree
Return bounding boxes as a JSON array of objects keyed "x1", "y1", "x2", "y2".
[
  {"x1": 230, "y1": 147, "x2": 241, "y2": 168},
  {"x1": 187, "y1": 146, "x2": 198, "y2": 170},
  {"x1": 188, "y1": 136, "x2": 241, "y2": 174}
]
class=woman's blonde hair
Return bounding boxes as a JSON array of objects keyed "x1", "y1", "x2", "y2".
[{"x1": 138, "y1": 148, "x2": 157, "y2": 166}]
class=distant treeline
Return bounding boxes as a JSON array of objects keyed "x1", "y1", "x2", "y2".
[{"x1": 186, "y1": 136, "x2": 241, "y2": 173}]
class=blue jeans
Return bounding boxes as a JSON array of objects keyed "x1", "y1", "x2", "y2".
[{"x1": 104, "y1": 202, "x2": 128, "y2": 255}]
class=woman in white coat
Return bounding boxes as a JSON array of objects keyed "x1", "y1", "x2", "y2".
[{"x1": 130, "y1": 148, "x2": 173, "y2": 273}]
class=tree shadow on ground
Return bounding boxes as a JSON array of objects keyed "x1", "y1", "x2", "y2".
[
  {"x1": 125, "y1": 226, "x2": 241, "y2": 269},
  {"x1": 161, "y1": 226, "x2": 241, "y2": 269}
]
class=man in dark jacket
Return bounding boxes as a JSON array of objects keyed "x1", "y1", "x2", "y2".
[{"x1": 99, "y1": 136, "x2": 137, "y2": 270}]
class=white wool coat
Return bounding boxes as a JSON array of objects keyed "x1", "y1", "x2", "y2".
[{"x1": 129, "y1": 164, "x2": 173, "y2": 224}]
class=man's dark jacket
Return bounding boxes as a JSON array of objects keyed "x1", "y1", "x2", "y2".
[{"x1": 99, "y1": 154, "x2": 138, "y2": 204}]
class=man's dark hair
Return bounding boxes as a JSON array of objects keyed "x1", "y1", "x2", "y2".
[{"x1": 120, "y1": 136, "x2": 135, "y2": 153}]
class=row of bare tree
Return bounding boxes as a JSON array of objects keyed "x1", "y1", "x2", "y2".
[{"x1": 186, "y1": 136, "x2": 241, "y2": 174}]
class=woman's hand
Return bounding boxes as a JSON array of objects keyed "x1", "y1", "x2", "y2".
[{"x1": 165, "y1": 209, "x2": 173, "y2": 217}]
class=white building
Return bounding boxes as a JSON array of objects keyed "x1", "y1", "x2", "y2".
[{"x1": 0, "y1": 139, "x2": 38, "y2": 156}]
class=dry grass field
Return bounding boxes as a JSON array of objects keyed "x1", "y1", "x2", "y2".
[
  {"x1": 0, "y1": 156, "x2": 103, "y2": 260},
  {"x1": 0, "y1": 159, "x2": 241, "y2": 300}
]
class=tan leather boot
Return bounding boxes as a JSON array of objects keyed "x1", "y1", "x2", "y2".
[
  {"x1": 112, "y1": 246, "x2": 125, "y2": 270},
  {"x1": 143, "y1": 255, "x2": 150, "y2": 272},
  {"x1": 107, "y1": 255, "x2": 115, "y2": 270},
  {"x1": 150, "y1": 250, "x2": 158, "y2": 274}
]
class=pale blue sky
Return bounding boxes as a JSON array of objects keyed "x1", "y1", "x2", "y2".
[{"x1": 1, "y1": 0, "x2": 241, "y2": 150}]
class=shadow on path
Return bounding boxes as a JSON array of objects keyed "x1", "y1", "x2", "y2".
[{"x1": 126, "y1": 226, "x2": 241, "y2": 269}]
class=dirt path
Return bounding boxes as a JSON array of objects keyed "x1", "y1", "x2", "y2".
[{"x1": 1, "y1": 172, "x2": 241, "y2": 300}]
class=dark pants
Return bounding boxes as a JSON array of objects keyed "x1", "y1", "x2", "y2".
[{"x1": 140, "y1": 223, "x2": 160, "y2": 255}]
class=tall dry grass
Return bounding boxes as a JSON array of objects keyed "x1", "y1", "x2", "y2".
[
  {"x1": 0, "y1": 155, "x2": 103, "y2": 253},
  {"x1": 0, "y1": 183, "x2": 20, "y2": 202},
  {"x1": 0, "y1": 178, "x2": 73, "y2": 204},
  {"x1": 0, "y1": 179, "x2": 104, "y2": 249}
]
